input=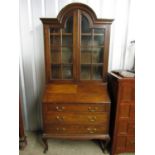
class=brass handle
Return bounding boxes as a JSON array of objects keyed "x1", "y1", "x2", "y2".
[
  {"x1": 87, "y1": 128, "x2": 97, "y2": 133},
  {"x1": 88, "y1": 107, "x2": 98, "y2": 112},
  {"x1": 88, "y1": 116, "x2": 96, "y2": 122},
  {"x1": 56, "y1": 116, "x2": 64, "y2": 121},
  {"x1": 56, "y1": 128, "x2": 66, "y2": 131},
  {"x1": 56, "y1": 106, "x2": 65, "y2": 111}
]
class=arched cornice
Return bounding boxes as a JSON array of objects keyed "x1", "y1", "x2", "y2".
[
  {"x1": 40, "y1": 3, "x2": 114, "y2": 25},
  {"x1": 57, "y1": 3, "x2": 97, "y2": 23}
]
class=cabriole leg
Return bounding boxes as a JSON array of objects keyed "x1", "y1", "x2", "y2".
[
  {"x1": 100, "y1": 137, "x2": 110, "y2": 153},
  {"x1": 42, "y1": 137, "x2": 48, "y2": 153}
]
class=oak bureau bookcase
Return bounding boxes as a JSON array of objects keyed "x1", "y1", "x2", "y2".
[{"x1": 40, "y1": 3, "x2": 113, "y2": 153}]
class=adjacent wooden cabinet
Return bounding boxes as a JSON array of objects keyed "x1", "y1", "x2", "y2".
[
  {"x1": 41, "y1": 3, "x2": 113, "y2": 153},
  {"x1": 108, "y1": 72, "x2": 135, "y2": 155}
]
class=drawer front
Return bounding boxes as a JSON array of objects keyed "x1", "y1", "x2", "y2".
[
  {"x1": 117, "y1": 120, "x2": 135, "y2": 136},
  {"x1": 115, "y1": 135, "x2": 135, "y2": 153},
  {"x1": 120, "y1": 82, "x2": 135, "y2": 102},
  {"x1": 44, "y1": 112, "x2": 108, "y2": 125},
  {"x1": 44, "y1": 125, "x2": 107, "y2": 134},
  {"x1": 117, "y1": 120, "x2": 128, "y2": 135},
  {"x1": 45, "y1": 103, "x2": 110, "y2": 113},
  {"x1": 128, "y1": 122, "x2": 135, "y2": 135},
  {"x1": 119, "y1": 104, "x2": 130, "y2": 118},
  {"x1": 130, "y1": 105, "x2": 135, "y2": 121},
  {"x1": 115, "y1": 136, "x2": 126, "y2": 153},
  {"x1": 126, "y1": 136, "x2": 135, "y2": 151}
]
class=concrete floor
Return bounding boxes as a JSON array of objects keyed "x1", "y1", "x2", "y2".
[{"x1": 19, "y1": 132, "x2": 134, "y2": 155}]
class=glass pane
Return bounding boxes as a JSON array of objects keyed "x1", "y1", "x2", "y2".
[
  {"x1": 62, "y1": 65, "x2": 72, "y2": 79},
  {"x1": 81, "y1": 65, "x2": 91, "y2": 80},
  {"x1": 81, "y1": 36, "x2": 93, "y2": 47},
  {"x1": 51, "y1": 35, "x2": 61, "y2": 46},
  {"x1": 81, "y1": 15, "x2": 91, "y2": 33},
  {"x1": 50, "y1": 28, "x2": 60, "y2": 33},
  {"x1": 62, "y1": 35, "x2": 72, "y2": 46},
  {"x1": 51, "y1": 65, "x2": 61, "y2": 79},
  {"x1": 94, "y1": 28, "x2": 104, "y2": 34},
  {"x1": 92, "y1": 48, "x2": 103, "y2": 63},
  {"x1": 92, "y1": 66, "x2": 102, "y2": 80},
  {"x1": 64, "y1": 16, "x2": 73, "y2": 33},
  {"x1": 51, "y1": 47, "x2": 60, "y2": 64},
  {"x1": 94, "y1": 35, "x2": 104, "y2": 46},
  {"x1": 62, "y1": 47, "x2": 72, "y2": 63},
  {"x1": 81, "y1": 48, "x2": 91, "y2": 64}
]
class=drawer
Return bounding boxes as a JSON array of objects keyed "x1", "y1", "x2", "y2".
[
  {"x1": 128, "y1": 122, "x2": 135, "y2": 135},
  {"x1": 44, "y1": 112, "x2": 108, "y2": 125},
  {"x1": 117, "y1": 120, "x2": 128, "y2": 135},
  {"x1": 126, "y1": 136, "x2": 135, "y2": 151},
  {"x1": 120, "y1": 82, "x2": 135, "y2": 102},
  {"x1": 115, "y1": 136, "x2": 127, "y2": 153},
  {"x1": 44, "y1": 125, "x2": 107, "y2": 134},
  {"x1": 45, "y1": 103, "x2": 110, "y2": 113},
  {"x1": 130, "y1": 105, "x2": 135, "y2": 121},
  {"x1": 119, "y1": 105, "x2": 130, "y2": 118}
]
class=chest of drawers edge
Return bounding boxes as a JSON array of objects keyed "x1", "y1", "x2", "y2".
[{"x1": 108, "y1": 72, "x2": 135, "y2": 155}]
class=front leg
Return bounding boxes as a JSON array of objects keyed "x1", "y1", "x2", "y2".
[
  {"x1": 42, "y1": 137, "x2": 48, "y2": 153},
  {"x1": 104, "y1": 137, "x2": 110, "y2": 152},
  {"x1": 99, "y1": 137, "x2": 110, "y2": 153}
]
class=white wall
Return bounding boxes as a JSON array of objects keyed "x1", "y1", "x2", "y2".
[{"x1": 19, "y1": 0, "x2": 132, "y2": 130}]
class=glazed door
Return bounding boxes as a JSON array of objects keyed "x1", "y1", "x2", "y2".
[
  {"x1": 50, "y1": 15, "x2": 74, "y2": 80},
  {"x1": 48, "y1": 9, "x2": 107, "y2": 82},
  {"x1": 80, "y1": 13, "x2": 105, "y2": 81}
]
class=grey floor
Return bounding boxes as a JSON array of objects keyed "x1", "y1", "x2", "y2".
[{"x1": 19, "y1": 132, "x2": 134, "y2": 155}]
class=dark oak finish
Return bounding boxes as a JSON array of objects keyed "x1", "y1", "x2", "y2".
[
  {"x1": 40, "y1": 3, "x2": 113, "y2": 153},
  {"x1": 108, "y1": 72, "x2": 135, "y2": 155},
  {"x1": 42, "y1": 84, "x2": 111, "y2": 153}
]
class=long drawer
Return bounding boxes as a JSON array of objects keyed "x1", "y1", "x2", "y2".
[
  {"x1": 128, "y1": 122, "x2": 135, "y2": 135},
  {"x1": 44, "y1": 103, "x2": 110, "y2": 113},
  {"x1": 44, "y1": 125, "x2": 107, "y2": 134},
  {"x1": 115, "y1": 135, "x2": 135, "y2": 153},
  {"x1": 126, "y1": 136, "x2": 135, "y2": 151},
  {"x1": 44, "y1": 112, "x2": 108, "y2": 125}
]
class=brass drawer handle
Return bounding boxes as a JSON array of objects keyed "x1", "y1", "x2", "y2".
[
  {"x1": 56, "y1": 127, "x2": 66, "y2": 131},
  {"x1": 56, "y1": 116, "x2": 64, "y2": 121},
  {"x1": 88, "y1": 107, "x2": 98, "y2": 112},
  {"x1": 88, "y1": 116, "x2": 97, "y2": 122},
  {"x1": 87, "y1": 128, "x2": 97, "y2": 133},
  {"x1": 62, "y1": 128, "x2": 66, "y2": 131},
  {"x1": 56, "y1": 106, "x2": 65, "y2": 111}
]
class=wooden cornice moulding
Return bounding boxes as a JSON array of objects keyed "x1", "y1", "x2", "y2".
[{"x1": 40, "y1": 3, "x2": 114, "y2": 25}]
